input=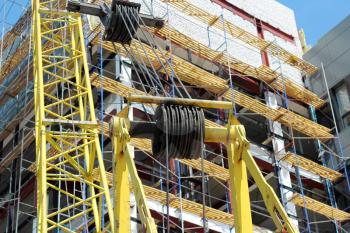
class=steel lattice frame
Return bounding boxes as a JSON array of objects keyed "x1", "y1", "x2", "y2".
[{"x1": 32, "y1": 0, "x2": 114, "y2": 231}]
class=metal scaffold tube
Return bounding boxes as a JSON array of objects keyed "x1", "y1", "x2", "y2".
[{"x1": 0, "y1": 0, "x2": 343, "y2": 232}]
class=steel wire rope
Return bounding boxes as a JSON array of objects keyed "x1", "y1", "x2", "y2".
[
  {"x1": 114, "y1": 47, "x2": 156, "y2": 121},
  {"x1": 122, "y1": 46, "x2": 159, "y2": 96},
  {"x1": 115, "y1": 20, "x2": 180, "y2": 99},
  {"x1": 152, "y1": 0, "x2": 306, "y2": 114},
  {"x1": 136, "y1": 20, "x2": 192, "y2": 99},
  {"x1": 134, "y1": 166, "x2": 252, "y2": 212},
  {"x1": 216, "y1": 9, "x2": 235, "y2": 228},
  {"x1": 118, "y1": 7, "x2": 190, "y2": 99},
  {"x1": 109, "y1": 9, "x2": 170, "y2": 95},
  {"x1": 162, "y1": 3, "x2": 186, "y2": 229},
  {"x1": 124, "y1": 11, "x2": 234, "y2": 230}
]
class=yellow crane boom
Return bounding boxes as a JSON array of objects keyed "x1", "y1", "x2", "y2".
[{"x1": 32, "y1": 0, "x2": 114, "y2": 231}]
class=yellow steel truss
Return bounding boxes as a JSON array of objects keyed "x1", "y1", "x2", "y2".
[{"x1": 32, "y1": 0, "x2": 114, "y2": 231}]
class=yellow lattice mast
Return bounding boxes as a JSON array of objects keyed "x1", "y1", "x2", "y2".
[{"x1": 32, "y1": 0, "x2": 114, "y2": 231}]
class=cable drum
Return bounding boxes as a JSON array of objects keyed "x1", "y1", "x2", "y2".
[
  {"x1": 153, "y1": 104, "x2": 205, "y2": 162},
  {"x1": 103, "y1": 0, "x2": 140, "y2": 44}
]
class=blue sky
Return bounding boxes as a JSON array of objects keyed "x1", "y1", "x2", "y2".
[
  {"x1": 279, "y1": 0, "x2": 350, "y2": 46},
  {"x1": 1, "y1": 0, "x2": 349, "y2": 46}
]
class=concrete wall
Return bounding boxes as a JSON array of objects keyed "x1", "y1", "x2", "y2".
[
  {"x1": 134, "y1": 0, "x2": 303, "y2": 84},
  {"x1": 304, "y1": 15, "x2": 350, "y2": 158},
  {"x1": 305, "y1": 15, "x2": 350, "y2": 96}
]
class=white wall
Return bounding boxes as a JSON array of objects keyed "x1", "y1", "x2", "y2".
[{"x1": 134, "y1": 0, "x2": 304, "y2": 84}]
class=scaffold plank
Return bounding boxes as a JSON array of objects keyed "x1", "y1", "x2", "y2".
[
  {"x1": 160, "y1": 0, "x2": 318, "y2": 75},
  {"x1": 151, "y1": 26, "x2": 325, "y2": 109},
  {"x1": 0, "y1": 64, "x2": 33, "y2": 105},
  {"x1": 281, "y1": 152, "x2": 342, "y2": 181},
  {"x1": 179, "y1": 159, "x2": 229, "y2": 181},
  {"x1": 0, "y1": 39, "x2": 30, "y2": 84},
  {"x1": 90, "y1": 73, "x2": 146, "y2": 97},
  {"x1": 93, "y1": 169, "x2": 235, "y2": 225},
  {"x1": 92, "y1": 38, "x2": 332, "y2": 140},
  {"x1": 290, "y1": 194, "x2": 350, "y2": 221},
  {"x1": 0, "y1": 9, "x2": 31, "y2": 52}
]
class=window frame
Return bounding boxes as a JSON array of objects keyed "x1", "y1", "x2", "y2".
[{"x1": 333, "y1": 79, "x2": 350, "y2": 130}]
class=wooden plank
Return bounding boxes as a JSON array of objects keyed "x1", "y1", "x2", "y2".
[
  {"x1": 0, "y1": 39, "x2": 31, "y2": 84},
  {"x1": 0, "y1": 9, "x2": 31, "y2": 53},
  {"x1": 160, "y1": 0, "x2": 318, "y2": 75},
  {"x1": 0, "y1": 1, "x2": 66, "y2": 86},
  {"x1": 93, "y1": 38, "x2": 332, "y2": 140},
  {"x1": 92, "y1": 169, "x2": 235, "y2": 225},
  {"x1": 0, "y1": 63, "x2": 33, "y2": 105},
  {"x1": 290, "y1": 194, "x2": 350, "y2": 221},
  {"x1": 151, "y1": 26, "x2": 325, "y2": 109},
  {"x1": 281, "y1": 152, "x2": 342, "y2": 181},
  {"x1": 179, "y1": 159, "x2": 229, "y2": 181}
]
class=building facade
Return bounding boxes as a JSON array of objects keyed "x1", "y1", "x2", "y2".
[{"x1": 0, "y1": 0, "x2": 349, "y2": 232}]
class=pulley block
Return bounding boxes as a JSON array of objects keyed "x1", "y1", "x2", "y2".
[
  {"x1": 67, "y1": 0, "x2": 144, "y2": 44},
  {"x1": 103, "y1": 0, "x2": 141, "y2": 44},
  {"x1": 152, "y1": 104, "x2": 205, "y2": 161}
]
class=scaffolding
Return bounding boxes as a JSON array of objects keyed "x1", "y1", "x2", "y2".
[{"x1": 0, "y1": 0, "x2": 349, "y2": 232}]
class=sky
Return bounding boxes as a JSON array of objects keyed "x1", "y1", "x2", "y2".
[
  {"x1": 1, "y1": 0, "x2": 349, "y2": 46},
  {"x1": 279, "y1": 0, "x2": 350, "y2": 46}
]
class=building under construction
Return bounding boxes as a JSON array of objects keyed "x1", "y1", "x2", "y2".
[{"x1": 0, "y1": 0, "x2": 349, "y2": 232}]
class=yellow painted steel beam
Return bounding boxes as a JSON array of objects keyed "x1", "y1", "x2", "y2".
[
  {"x1": 226, "y1": 119, "x2": 253, "y2": 233},
  {"x1": 112, "y1": 127, "x2": 131, "y2": 232},
  {"x1": 105, "y1": 98, "x2": 296, "y2": 233},
  {"x1": 205, "y1": 117, "x2": 298, "y2": 233},
  {"x1": 32, "y1": 0, "x2": 114, "y2": 231},
  {"x1": 109, "y1": 114, "x2": 296, "y2": 232},
  {"x1": 160, "y1": 0, "x2": 318, "y2": 75},
  {"x1": 111, "y1": 117, "x2": 157, "y2": 233}
]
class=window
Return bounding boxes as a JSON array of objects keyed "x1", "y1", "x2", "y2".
[{"x1": 335, "y1": 84, "x2": 350, "y2": 128}]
